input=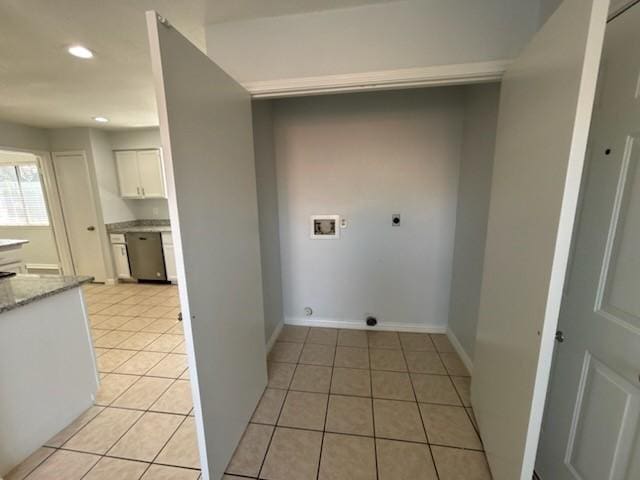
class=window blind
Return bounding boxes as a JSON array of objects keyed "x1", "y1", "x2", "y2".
[{"x1": 0, "y1": 163, "x2": 49, "y2": 226}]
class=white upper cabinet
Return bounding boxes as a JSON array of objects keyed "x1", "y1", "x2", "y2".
[{"x1": 115, "y1": 149, "x2": 166, "y2": 199}]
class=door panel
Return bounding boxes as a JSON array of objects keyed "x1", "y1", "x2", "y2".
[
  {"x1": 470, "y1": 1, "x2": 609, "y2": 479},
  {"x1": 115, "y1": 150, "x2": 140, "y2": 197},
  {"x1": 537, "y1": 5, "x2": 640, "y2": 479},
  {"x1": 53, "y1": 152, "x2": 106, "y2": 281},
  {"x1": 146, "y1": 11, "x2": 267, "y2": 480},
  {"x1": 137, "y1": 149, "x2": 166, "y2": 198}
]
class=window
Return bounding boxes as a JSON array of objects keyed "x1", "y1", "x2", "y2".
[{"x1": 0, "y1": 163, "x2": 49, "y2": 226}]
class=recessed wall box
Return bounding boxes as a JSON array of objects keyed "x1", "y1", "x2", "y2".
[{"x1": 310, "y1": 215, "x2": 340, "y2": 239}]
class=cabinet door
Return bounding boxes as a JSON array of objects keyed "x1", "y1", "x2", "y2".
[
  {"x1": 137, "y1": 150, "x2": 166, "y2": 198},
  {"x1": 162, "y1": 243, "x2": 177, "y2": 282},
  {"x1": 111, "y1": 243, "x2": 131, "y2": 279},
  {"x1": 115, "y1": 151, "x2": 141, "y2": 198}
]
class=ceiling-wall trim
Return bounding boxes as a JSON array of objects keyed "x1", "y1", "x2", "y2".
[{"x1": 245, "y1": 60, "x2": 510, "y2": 98}]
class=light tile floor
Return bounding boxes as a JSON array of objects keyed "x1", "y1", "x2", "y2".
[{"x1": 6, "y1": 283, "x2": 492, "y2": 480}]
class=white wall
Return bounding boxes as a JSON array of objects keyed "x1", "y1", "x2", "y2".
[
  {"x1": 0, "y1": 120, "x2": 49, "y2": 152},
  {"x1": 89, "y1": 129, "x2": 136, "y2": 224},
  {"x1": 205, "y1": 0, "x2": 539, "y2": 84},
  {"x1": 447, "y1": 83, "x2": 501, "y2": 363},
  {"x1": 107, "y1": 128, "x2": 170, "y2": 219},
  {"x1": 274, "y1": 87, "x2": 465, "y2": 330},
  {"x1": 0, "y1": 227, "x2": 58, "y2": 267},
  {"x1": 252, "y1": 101, "x2": 285, "y2": 342}
]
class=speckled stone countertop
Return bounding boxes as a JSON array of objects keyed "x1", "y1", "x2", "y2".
[
  {"x1": 107, "y1": 219, "x2": 171, "y2": 234},
  {"x1": 0, "y1": 239, "x2": 29, "y2": 248},
  {"x1": 0, "y1": 274, "x2": 93, "y2": 314}
]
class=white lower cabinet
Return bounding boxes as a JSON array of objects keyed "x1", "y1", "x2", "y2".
[
  {"x1": 161, "y1": 232, "x2": 177, "y2": 283},
  {"x1": 111, "y1": 243, "x2": 131, "y2": 279}
]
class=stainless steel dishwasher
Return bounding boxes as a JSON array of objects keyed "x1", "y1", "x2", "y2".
[{"x1": 125, "y1": 232, "x2": 167, "y2": 281}]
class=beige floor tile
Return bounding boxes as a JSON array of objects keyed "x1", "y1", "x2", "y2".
[
  {"x1": 290, "y1": 364, "x2": 332, "y2": 393},
  {"x1": 252, "y1": 388, "x2": 287, "y2": 424},
  {"x1": 88, "y1": 303, "x2": 114, "y2": 314},
  {"x1": 97, "y1": 349, "x2": 137, "y2": 373},
  {"x1": 269, "y1": 342, "x2": 303, "y2": 363},
  {"x1": 167, "y1": 323, "x2": 184, "y2": 335},
  {"x1": 419, "y1": 404, "x2": 482, "y2": 450},
  {"x1": 404, "y1": 351, "x2": 447, "y2": 374},
  {"x1": 373, "y1": 399, "x2": 426, "y2": 443},
  {"x1": 371, "y1": 371, "x2": 414, "y2": 401},
  {"x1": 141, "y1": 464, "x2": 200, "y2": 480},
  {"x1": 334, "y1": 346, "x2": 369, "y2": 369},
  {"x1": 439, "y1": 352, "x2": 470, "y2": 376},
  {"x1": 299, "y1": 343, "x2": 335, "y2": 366},
  {"x1": 94, "y1": 347, "x2": 109, "y2": 357},
  {"x1": 150, "y1": 379, "x2": 193, "y2": 415},
  {"x1": 156, "y1": 417, "x2": 200, "y2": 469},
  {"x1": 94, "y1": 330, "x2": 135, "y2": 348},
  {"x1": 278, "y1": 391, "x2": 328, "y2": 431},
  {"x1": 142, "y1": 319, "x2": 180, "y2": 334},
  {"x1": 89, "y1": 314, "x2": 111, "y2": 328},
  {"x1": 226, "y1": 423, "x2": 273, "y2": 477},
  {"x1": 399, "y1": 332, "x2": 436, "y2": 352},
  {"x1": 430, "y1": 334, "x2": 455, "y2": 353},
  {"x1": 112, "y1": 376, "x2": 174, "y2": 410},
  {"x1": 118, "y1": 317, "x2": 158, "y2": 332},
  {"x1": 369, "y1": 349, "x2": 407, "y2": 371},
  {"x1": 172, "y1": 341, "x2": 187, "y2": 354},
  {"x1": 451, "y1": 376, "x2": 471, "y2": 407},
  {"x1": 306, "y1": 327, "x2": 338, "y2": 345},
  {"x1": 5, "y1": 447, "x2": 55, "y2": 480},
  {"x1": 466, "y1": 407, "x2": 478, "y2": 430},
  {"x1": 267, "y1": 362, "x2": 296, "y2": 389},
  {"x1": 140, "y1": 305, "x2": 176, "y2": 318},
  {"x1": 91, "y1": 328, "x2": 111, "y2": 340},
  {"x1": 109, "y1": 412, "x2": 184, "y2": 461},
  {"x1": 411, "y1": 374, "x2": 461, "y2": 405},
  {"x1": 318, "y1": 433, "x2": 376, "y2": 480},
  {"x1": 100, "y1": 304, "x2": 131, "y2": 316},
  {"x1": 179, "y1": 368, "x2": 190, "y2": 380},
  {"x1": 145, "y1": 334, "x2": 184, "y2": 353},
  {"x1": 120, "y1": 304, "x2": 154, "y2": 317},
  {"x1": 118, "y1": 332, "x2": 162, "y2": 350},
  {"x1": 26, "y1": 450, "x2": 99, "y2": 480},
  {"x1": 83, "y1": 457, "x2": 149, "y2": 480},
  {"x1": 115, "y1": 351, "x2": 167, "y2": 375},
  {"x1": 64, "y1": 407, "x2": 143, "y2": 454},
  {"x1": 95, "y1": 374, "x2": 140, "y2": 406},
  {"x1": 337, "y1": 329, "x2": 368, "y2": 348},
  {"x1": 331, "y1": 367, "x2": 371, "y2": 397},
  {"x1": 277, "y1": 325, "x2": 309, "y2": 343},
  {"x1": 45, "y1": 406, "x2": 105, "y2": 447},
  {"x1": 325, "y1": 395, "x2": 373, "y2": 436},
  {"x1": 376, "y1": 439, "x2": 437, "y2": 480},
  {"x1": 431, "y1": 446, "x2": 492, "y2": 480},
  {"x1": 260, "y1": 427, "x2": 322, "y2": 480},
  {"x1": 367, "y1": 331, "x2": 401, "y2": 349},
  {"x1": 147, "y1": 354, "x2": 188, "y2": 378}
]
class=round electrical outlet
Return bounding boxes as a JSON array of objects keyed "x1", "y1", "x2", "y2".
[{"x1": 304, "y1": 307, "x2": 313, "y2": 316}]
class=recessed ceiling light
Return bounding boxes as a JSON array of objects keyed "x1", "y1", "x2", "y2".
[
  {"x1": 93, "y1": 116, "x2": 109, "y2": 123},
  {"x1": 68, "y1": 45, "x2": 94, "y2": 59}
]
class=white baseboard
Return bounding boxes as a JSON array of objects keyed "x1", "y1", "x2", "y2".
[
  {"x1": 104, "y1": 278, "x2": 117, "y2": 285},
  {"x1": 266, "y1": 320, "x2": 284, "y2": 353},
  {"x1": 285, "y1": 316, "x2": 446, "y2": 334},
  {"x1": 446, "y1": 328, "x2": 474, "y2": 376}
]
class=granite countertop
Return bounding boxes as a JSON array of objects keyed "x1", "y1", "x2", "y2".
[
  {"x1": 0, "y1": 274, "x2": 93, "y2": 314},
  {"x1": 109, "y1": 225, "x2": 172, "y2": 234},
  {"x1": 106, "y1": 220, "x2": 171, "y2": 234},
  {"x1": 0, "y1": 239, "x2": 29, "y2": 248}
]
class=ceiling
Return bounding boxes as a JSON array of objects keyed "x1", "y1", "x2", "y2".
[{"x1": 0, "y1": 0, "x2": 396, "y2": 129}]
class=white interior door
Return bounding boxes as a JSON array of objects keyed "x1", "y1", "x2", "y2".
[
  {"x1": 537, "y1": 4, "x2": 640, "y2": 479},
  {"x1": 470, "y1": 1, "x2": 610, "y2": 479},
  {"x1": 52, "y1": 152, "x2": 106, "y2": 282},
  {"x1": 137, "y1": 149, "x2": 166, "y2": 198},
  {"x1": 146, "y1": 12, "x2": 267, "y2": 480}
]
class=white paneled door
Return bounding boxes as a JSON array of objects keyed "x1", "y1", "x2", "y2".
[
  {"x1": 146, "y1": 11, "x2": 267, "y2": 480},
  {"x1": 470, "y1": 0, "x2": 610, "y2": 479},
  {"x1": 537, "y1": 4, "x2": 640, "y2": 479}
]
